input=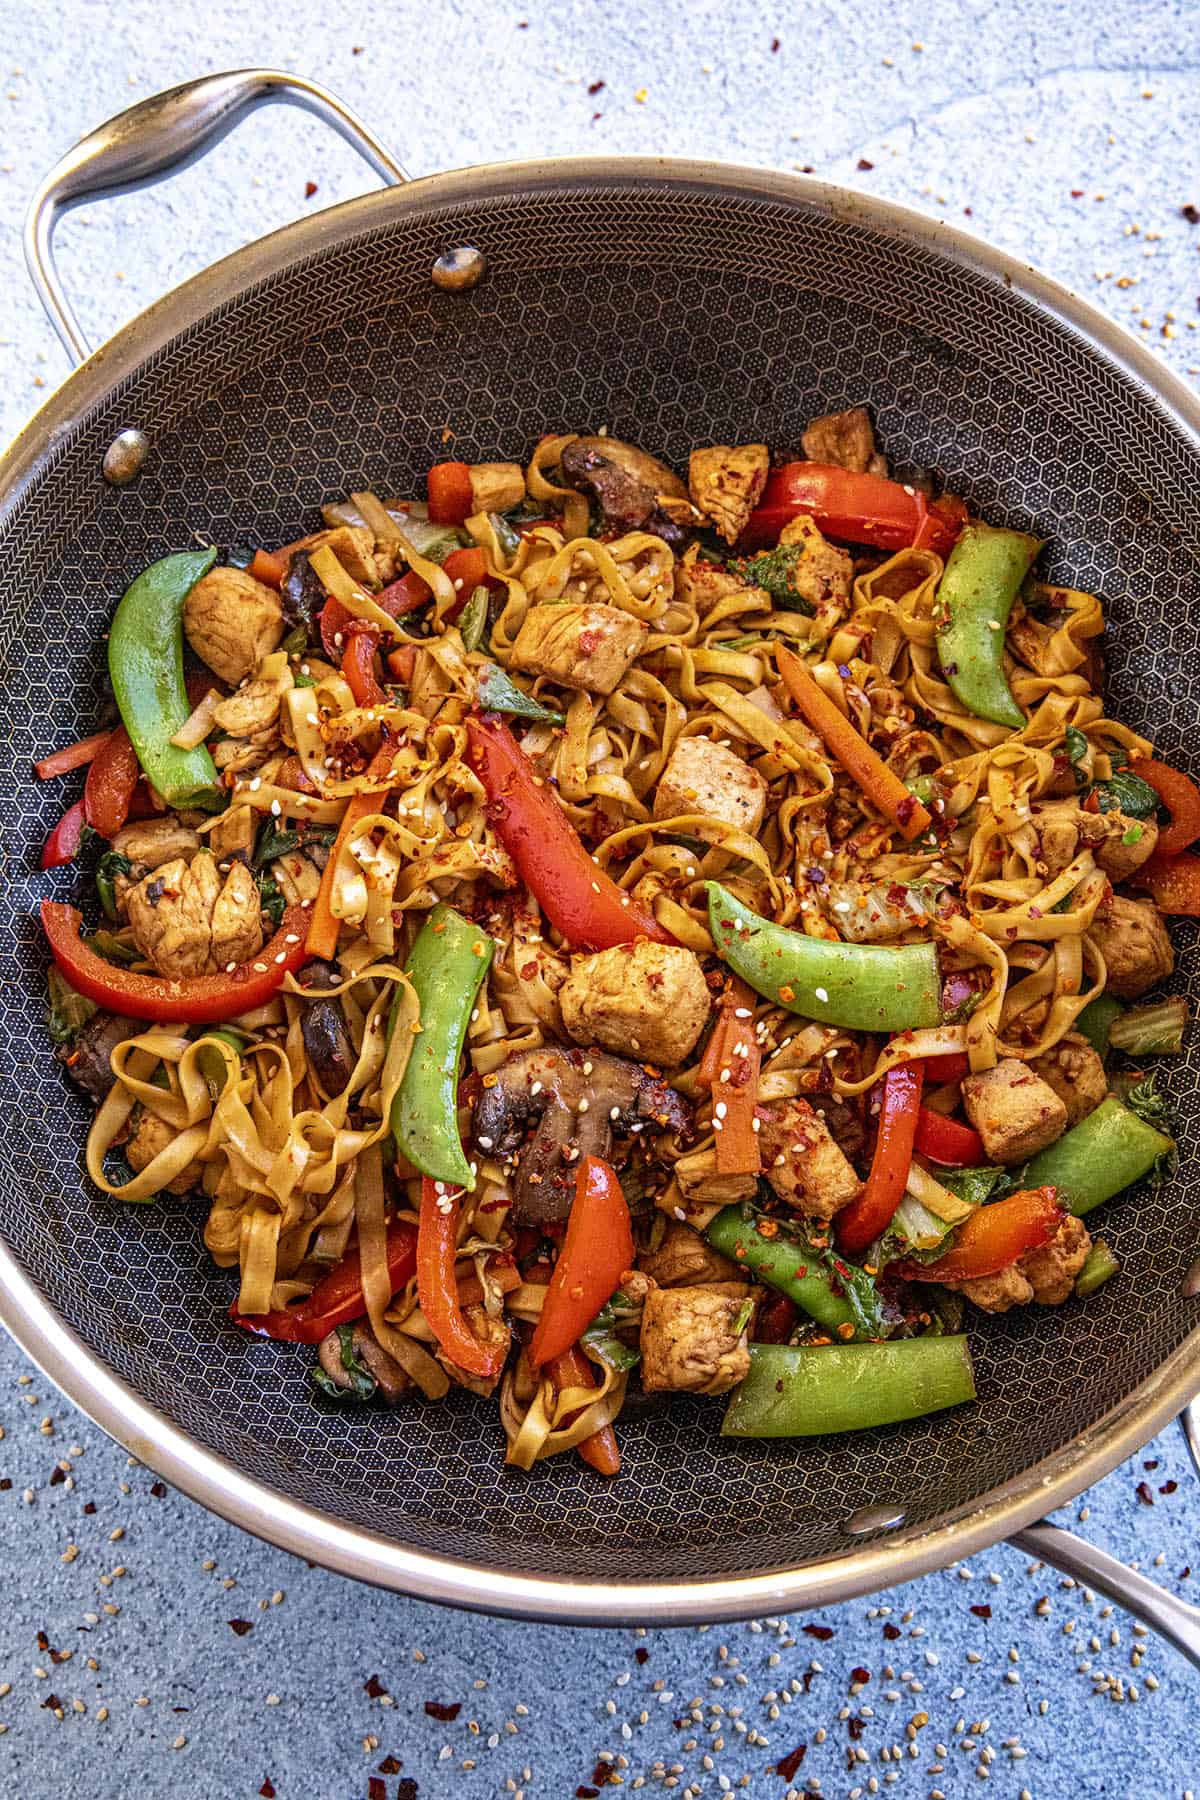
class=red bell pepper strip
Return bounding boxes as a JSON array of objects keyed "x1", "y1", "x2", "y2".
[
  {"x1": 891, "y1": 1186, "x2": 1063, "y2": 1284},
  {"x1": 441, "y1": 546, "x2": 496, "y2": 622},
  {"x1": 83, "y1": 725, "x2": 141, "y2": 840},
  {"x1": 34, "y1": 729, "x2": 112, "y2": 781},
  {"x1": 837, "y1": 1062, "x2": 925, "y2": 1257},
  {"x1": 547, "y1": 1345, "x2": 621, "y2": 1476},
  {"x1": 1132, "y1": 850, "x2": 1200, "y2": 916},
  {"x1": 740, "y1": 462, "x2": 968, "y2": 556},
  {"x1": 248, "y1": 548, "x2": 288, "y2": 588},
  {"x1": 702, "y1": 980, "x2": 761, "y2": 1177},
  {"x1": 417, "y1": 1178, "x2": 507, "y2": 1378},
  {"x1": 754, "y1": 1292, "x2": 799, "y2": 1344},
  {"x1": 230, "y1": 1219, "x2": 418, "y2": 1343},
  {"x1": 41, "y1": 899, "x2": 313, "y2": 1024},
  {"x1": 465, "y1": 713, "x2": 674, "y2": 949},
  {"x1": 41, "y1": 799, "x2": 89, "y2": 870},
  {"x1": 306, "y1": 738, "x2": 400, "y2": 960},
  {"x1": 319, "y1": 569, "x2": 433, "y2": 661},
  {"x1": 914, "y1": 1106, "x2": 985, "y2": 1168},
  {"x1": 1131, "y1": 758, "x2": 1200, "y2": 857},
  {"x1": 922, "y1": 1051, "x2": 970, "y2": 1082},
  {"x1": 529, "y1": 1156, "x2": 634, "y2": 1369},
  {"x1": 386, "y1": 644, "x2": 417, "y2": 685},
  {"x1": 341, "y1": 626, "x2": 386, "y2": 709},
  {"x1": 427, "y1": 460, "x2": 474, "y2": 525}
]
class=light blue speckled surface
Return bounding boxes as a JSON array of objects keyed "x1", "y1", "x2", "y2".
[{"x1": 3, "y1": 4, "x2": 1200, "y2": 1796}]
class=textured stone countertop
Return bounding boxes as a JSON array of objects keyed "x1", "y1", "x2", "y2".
[{"x1": 1, "y1": 3, "x2": 1200, "y2": 1796}]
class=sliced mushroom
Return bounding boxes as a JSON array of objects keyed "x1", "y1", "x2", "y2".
[
  {"x1": 57, "y1": 1011, "x2": 141, "y2": 1104},
  {"x1": 317, "y1": 1322, "x2": 411, "y2": 1404},
  {"x1": 281, "y1": 549, "x2": 327, "y2": 637},
  {"x1": 294, "y1": 960, "x2": 355, "y2": 1097},
  {"x1": 559, "y1": 440, "x2": 692, "y2": 549},
  {"x1": 472, "y1": 1045, "x2": 691, "y2": 1224},
  {"x1": 569, "y1": 435, "x2": 688, "y2": 501}
]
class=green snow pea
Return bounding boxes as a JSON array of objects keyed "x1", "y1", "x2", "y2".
[
  {"x1": 934, "y1": 523, "x2": 1041, "y2": 729},
  {"x1": 721, "y1": 1337, "x2": 976, "y2": 1438},
  {"x1": 390, "y1": 903, "x2": 494, "y2": 1189}
]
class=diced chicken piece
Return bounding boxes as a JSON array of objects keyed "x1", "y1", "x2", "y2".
[
  {"x1": 961, "y1": 1057, "x2": 1068, "y2": 1164},
  {"x1": 687, "y1": 443, "x2": 769, "y2": 544},
  {"x1": 758, "y1": 1096, "x2": 863, "y2": 1221},
  {"x1": 469, "y1": 461, "x2": 525, "y2": 513},
  {"x1": 287, "y1": 524, "x2": 379, "y2": 589},
  {"x1": 800, "y1": 405, "x2": 886, "y2": 475},
  {"x1": 184, "y1": 566, "x2": 284, "y2": 686},
  {"x1": 674, "y1": 556, "x2": 762, "y2": 617},
  {"x1": 954, "y1": 1264, "x2": 1035, "y2": 1314},
  {"x1": 640, "y1": 1282, "x2": 758, "y2": 1394},
  {"x1": 671, "y1": 1147, "x2": 758, "y2": 1211},
  {"x1": 1088, "y1": 895, "x2": 1174, "y2": 999},
  {"x1": 776, "y1": 513, "x2": 855, "y2": 630},
  {"x1": 1021, "y1": 1213, "x2": 1092, "y2": 1305},
  {"x1": 509, "y1": 602, "x2": 646, "y2": 696},
  {"x1": 111, "y1": 818, "x2": 201, "y2": 871},
  {"x1": 208, "y1": 804, "x2": 258, "y2": 862},
  {"x1": 638, "y1": 1219, "x2": 745, "y2": 1288},
  {"x1": 437, "y1": 1305, "x2": 510, "y2": 1398},
  {"x1": 125, "y1": 1107, "x2": 202, "y2": 1195},
  {"x1": 1034, "y1": 799, "x2": 1158, "y2": 883},
  {"x1": 126, "y1": 851, "x2": 263, "y2": 979},
  {"x1": 1031, "y1": 1033, "x2": 1107, "y2": 1129},
  {"x1": 558, "y1": 941, "x2": 711, "y2": 1066},
  {"x1": 823, "y1": 879, "x2": 924, "y2": 942},
  {"x1": 272, "y1": 848, "x2": 323, "y2": 906},
  {"x1": 212, "y1": 676, "x2": 285, "y2": 741},
  {"x1": 652, "y1": 735, "x2": 768, "y2": 837}
]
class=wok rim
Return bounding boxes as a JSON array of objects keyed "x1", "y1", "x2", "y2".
[{"x1": 3, "y1": 153, "x2": 1200, "y2": 1622}]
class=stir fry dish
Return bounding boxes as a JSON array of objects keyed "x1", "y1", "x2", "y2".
[{"x1": 36, "y1": 412, "x2": 1195, "y2": 1473}]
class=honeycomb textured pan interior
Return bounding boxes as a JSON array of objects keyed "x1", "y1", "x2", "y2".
[{"x1": 2, "y1": 178, "x2": 1199, "y2": 1582}]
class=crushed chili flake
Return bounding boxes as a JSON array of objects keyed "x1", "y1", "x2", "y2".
[
  {"x1": 150, "y1": 1480, "x2": 167, "y2": 1498},
  {"x1": 969, "y1": 1603, "x2": 992, "y2": 1619},
  {"x1": 802, "y1": 1622, "x2": 834, "y2": 1641},
  {"x1": 305, "y1": 180, "x2": 319, "y2": 198},
  {"x1": 378, "y1": 1756, "x2": 403, "y2": 1775},
  {"x1": 882, "y1": 1621, "x2": 901, "y2": 1640},
  {"x1": 229, "y1": 1619, "x2": 253, "y2": 1636},
  {"x1": 1136, "y1": 1480, "x2": 1154, "y2": 1505},
  {"x1": 847, "y1": 1714, "x2": 866, "y2": 1741},
  {"x1": 1182, "y1": 203, "x2": 1200, "y2": 224},
  {"x1": 424, "y1": 1700, "x2": 461, "y2": 1721},
  {"x1": 1161, "y1": 1479, "x2": 1178, "y2": 1494},
  {"x1": 576, "y1": 1788, "x2": 601, "y2": 1799},
  {"x1": 48, "y1": 1465, "x2": 66, "y2": 1486},
  {"x1": 368, "y1": 1780, "x2": 387, "y2": 1800},
  {"x1": 587, "y1": 79, "x2": 605, "y2": 94},
  {"x1": 776, "y1": 1743, "x2": 807, "y2": 1780},
  {"x1": 41, "y1": 1693, "x2": 62, "y2": 1711},
  {"x1": 850, "y1": 1666, "x2": 871, "y2": 1684},
  {"x1": 634, "y1": 1646, "x2": 650, "y2": 1664},
  {"x1": 364, "y1": 1673, "x2": 389, "y2": 1698},
  {"x1": 259, "y1": 1782, "x2": 276, "y2": 1799},
  {"x1": 591, "y1": 1760, "x2": 620, "y2": 1786},
  {"x1": 396, "y1": 1783, "x2": 419, "y2": 1800},
  {"x1": 36, "y1": 1630, "x2": 49, "y2": 1651},
  {"x1": 82, "y1": 1501, "x2": 96, "y2": 1515},
  {"x1": 857, "y1": 158, "x2": 874, "y2": 171},
  {"x1": 1144, "y1": 1458, "x2": 1159, "y2": 1470},
  {"x1": 0, "y1": 1480, "x2": 10, "y2": 1492},
  {"x1": 770, "y1": 35, "x2": 781, "y2": 51}
]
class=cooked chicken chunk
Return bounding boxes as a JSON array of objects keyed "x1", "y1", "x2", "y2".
[
  {"x1": 438, "y1": 1306, "x2": 510, "y2": 1398},
  {"x1": 125, "y1": 1107, "x2": 202, "y2": 1195},
  {"x1": 640, "y1": 1282, "x2": 758, "y2": 1394},
  {"x1": 111, "y1": 817, "x2": 201, "y2": 871},
  {"x1": 671, "y1": 1147, "x2": 758, "y2": 1211},
  {"x1": 687, "y1": 443, "x2": 769, "y2": 543},
  {"x1": 961, "y1": 1058, "x2": 1068, "y2": 1164},
  {"x1": 638, "y1": 1219, "x2": 745, "y2": 1288},
  {"x1": 559, "y1": 941, "x2": 711, "y2": 1066},
  {"x1": 509, "y1": 602, "x2": 646, "y2": 696},
  {"x1": 208, "y1": 803, "x2": 258, "y2": 862},
  {"x1": 212, "y1": 676, "x2": 285, "y2": 741},
  {"x1": 287, "y1": 524, "x2": 379, "y2": 588},
  {"x1": 674, "y1": 556, "x2": 762, "y2": 617},
  {"x1": 1088, "y1": 895, "x2": 1174, "y2": 999},
  {"x1": 468, "y1": 461, "x2": 525, "y2": 513},
  {"x1": 758, "y1": 1096, "x2": 863, "y2": 1220},
  {"x1": 1031, "y1": 1033, "x2": 1107, "y2": 1129},
  {"x1": 775, "y1": 513, "x2": 855, "y2": 631},
  {"x1": 652, "y1": 736, "x2": 768, "y2": 836},
  {"x1": 1034, "y1": 799, "x2": 1158, "y2": 883},
  {"x1": 801, "y1": 405, "x2": 886, "y2": 475},
  {"x1": 953, "y1": 1263, "x2": 1035, "y2": 1314},
  {"x1": 1022, "y1": 1213, "x2": 1092, "y2": 1305},
  {"x1": 126, "y1": 851, "x2": 264, "y2": 979},
  {"x1": 183, "y1": 566, "x2": 284, "y2": 686}
]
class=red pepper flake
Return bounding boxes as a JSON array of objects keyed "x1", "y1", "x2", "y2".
[
  {"x1": 259, "y1": 1782, "x2": 276, "y2": 1798},
  {"x1": 396, "y1": 1783, "x2": 419, "y2": 1800},
  {"x1": 364, "y1": 1673, "x2": 389, "y2": 1699},
  {"x1": 1182, "y1": 203, "x2": 1200, "y2": 224},
  {"x1": 802, "y1": 1622, "x2": 834, "y2": 1641},
  {"x1": 850, "y1": 1666, "x2": 871, "y2": 1685},
  {"x1": 424, "y1": 1700, "x2": 461, "y2": 1721},
  {"x1": 36, "y1": 1631, "x2": 49, "y2": 1651},
  {"x1": 969, "y1": 1603, "x2": 992, "y2": 1619},
  {"x1": 368, "y1": 1781, "x2": 387, "y2": 1800},
  {"x1": 1136, "y1": 1481, "x2": 1154, "y2": 1505},
  {"x1": 882, "y1": 1621, "x2": 901, "y2": 1640},
  {"x1": 378, "y1": 1756, "x2": 403, "y2": 1775},
  {"x1": 848, "y1": 1713, "x2": 867, "y2": 1741},
  {"x1": 576, "y1": 1789, "x2": 600, "y2": 1799},
  {"x1": 1071, "y1": 188, "x2": 1085, "y2": 198},
  {"x1": 770, "y1": 35, "x2": 781, "y2": 51},
  {"x1": 305, "y1": 180, "x2": 319, "y2": 199},
  {"x1": 857, "y1": 158, "x2": 874, "y2": 171},
  {"x1": 591, "y1": 1761, "x2": 620, "y2": 1786},
  {"x1": 150, "y1": 1480, "x2": 167, "y2": 1498},
  {"x1": 48, "y1": 1465, "x2": 66, "y2": 1487},
  {"x1": 1161, "y1": 1479, "x2": 1178, "y2": 1494},
  {"x1": 41, "y1": 1693, "x2": 62, "y2": 1712},
  {"x1": 82, "y1": 1501, "x2": 96, "y2": 1515},
  {"x1": 587, "y1": 79, "x2": 605, "y2": 94},
  {"x1": 229, "y1": 1619, "x2": 254, "y2": 1636},
  {"x1": 776, "y1": 1743, "x2": 807, "y2": 1780},
  {"x1": 634, "y1": 1646, "x2": 649, "y2": 1664},
  {"x1": 1144, "y1": 1458, "x2": 1159, "y2": 1470},
  {"x1": 0, "y1": 1479, "x2": 10, "y2": 1491},
  {"x1": 1182, "y1": 1566, "x2": 1192, "y2": 1579}
]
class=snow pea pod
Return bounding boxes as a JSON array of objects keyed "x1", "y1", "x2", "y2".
[
  {"x1": 107, "y1": 549, "x2": 224, "y2": 810},
  {"x1": 721, "y1": 1337, "x2": 976, "y2": 1437},
  {"x1": 934, "y1": 523, "x2": 1041, "y2": 729},
  {"x1": 705, "y1": 1205, "x2": 881, "y2": 1339},
  {"x1": 390, "y1": 903, "x2": 494, "y2": 1189},
  {"x1": 1019, "y1": 1096, "x2": 1172, "y2": 1216},
  {"x1": 706, "y1": 883, "x2": 940, "y2": 1032}
]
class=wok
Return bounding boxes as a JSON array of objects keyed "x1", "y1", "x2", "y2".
[{"x1": 5, "y1": 68, "x2": 1200, "y2": 1647}]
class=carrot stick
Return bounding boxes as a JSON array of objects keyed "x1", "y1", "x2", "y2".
[
  {"x1": 550, "y1": 1346, "x2": 621, "y2": 1476},
  {"x1": 775, "y1": 643, "x2": 932, "y2": 843},
  {"x1": 249, "y1": 548, "x2": 288, "y2": 588},
  {"x1": 34, "y1": 729, "x2": 113, "y2": 781},
  {"x1": 305, "y1": 739, "x2": 400, "y2": 960},
  {"x1": 710, "y1": 978, "x2": 762, "y2": 1177}
]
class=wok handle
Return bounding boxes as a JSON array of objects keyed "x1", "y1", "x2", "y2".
[
  {"x1": 24, "y1": 68, "x2": 408, "y2": 366},
  {"x1": 1010, "y1": 1522, "x2": 1200, "y2": 1670}
]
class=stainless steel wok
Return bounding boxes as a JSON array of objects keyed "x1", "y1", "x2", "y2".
[{"x1": 5, "y1": 68, "x2": 1200, "y2": 1651}]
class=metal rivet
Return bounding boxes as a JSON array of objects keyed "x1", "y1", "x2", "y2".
[
  {"x1": 102, "y1": 429, "x2": 149, "y2": 486},
  {"x1": 1181, "y1": 1256, "x2": 1200, "y2": 1298},
  {"x1": 431, "y1": 245, "x2": 486, "y2": 292},
  {"x1": 842, "y1": 1503, "x2": 907, "y2": 1537}
]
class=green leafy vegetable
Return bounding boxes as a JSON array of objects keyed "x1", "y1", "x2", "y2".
[
  {"x1": 257, "y1": 873, "x2": 286, "y2": 930},
  {"x1": 789, "y1": 1216, "x2": 893, "y2": 1339},
  {"x1": 1064, "y1": 724, "x2": 1090, "y2": 789},
  {"x1": 1075, "y1": 992, "x2": 1124, "y2": 1057},
  {"x1": 1121, "y1": 1073, "x2": 1174, "y2": 1131},
  {"x1": 310, "y1": 1324, "x2": 378, "y2": 1403},
  {"x1": 84, "y1": 930, "x2": 139, "y2": 966},
  {"x1": 402, "y1": 518, "x2": 465, "y2": 564},
  {"x1": 730, "y1": 543, "x2": 814, "y2": 614},
  {"x1": 938, "y1": 1164, "x2": 1009, "y2": 1208},
  {"x1": 253, "y1": 819, "x2": 301, "y2": 869},
  {"x1": 942, "y1": 988, "x2": 982, "y2": 1025},
  {"x1": 1090, "y1": 748, "x2": 1159, "y2": 819},
  {"x1": 580, "y1": 1295, "x2": 642, "y2": 1371},
  {"x1": 475, "y1": 661, "x2": 564, "y2": 725},
  {"x1": 1074, "y1": 1238, "x2": 1119, "y2": 1299},
  {"x1": 96, "y1": 850, "x2": 133, "y2": 921},
  {"x1": 490, "y1": 513, "x2": 522, "y2": 558},
  {"x1": 459, "y1": 585, "x2": 490, "y2": 653},
  {"x1": 877, "y1": 1193, "x2": 958, "y2": 1267},
  {"x1": 280, "y1": 624, "x2": 309, "y2": 659},
  {"x1": 46, "y1": 967, "x2": 97, "y2": 1045},
  {"x1": 1108, "y1": 998, "x2": 1188, "y2": 1056}
]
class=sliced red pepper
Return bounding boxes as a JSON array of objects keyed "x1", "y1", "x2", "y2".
[
  {"x1": 1132, "y1": 850, "x2": 1200, "y2": 916},
  {"x1": 892, "y1": 1186, "x2": 1063, "y2": 1284},
  {"x1": 740, "y1": 462, "x2": 967, "y2": 556},
  {"x1": 922, "y1": 1051, "x2": 970, "y2": 1082},
  {"x1": 248, "y1": 548, "x2": 288, "y2": 589},
  {"x1": 41, "y1": 899, "x2": 313, "y2": 1024},
  {"x1": 465, "y1": 713, "x2": 674, "y2": 950},
  {"x1": 1131, "y1": 758, "x2": 1200, "y2": 857},
  {"x1": 341, "y1": 626, "x2": 386, "y2": 709},
  {"x1": 320, "y1": 571, "x2": 433, "y2": 661},
  {"x1": 386, "y1": 644, "x2": 417, "y2": 685},
  {"x1": 754, "y1": 1292, "x2": 799, "y2": 1344},
  {"x1": 427, "y1": 460, "x2": 475, "y2": 525},
  {"x1": 704, "y1": 980, "x2": 761, "y2": 1178},
  {"x1": 547, "y1": 1345, "x2": 621, "y2": 1477},
  {"x1": 83, "y1": 725, "x2": 141, "y2": 840},
  {"x1": 230, "y1": 1219, "x2": 418, "y2": 1343},
  {"x1": 441, "y1": 546, "x2": 496, "y2": 623},
  {"x1": 913, "y1": 1106, "x2": 985, "y2": 1168},
  {"x1": 34, "y1": 729, "x2": 112, "y2": 781},
  {"x1": 417, "y1": 1177, "x2": 507, "y2": 1378},
  {"x1": 529, "y1": 1155, "x2": 634, "y2": 1368},
  {"x1": 837, "y1": 1062, "x2": 925, "y2": 1256},
  {"x1": 41, "y1": 799, "x2": 89, "y2": 870}
]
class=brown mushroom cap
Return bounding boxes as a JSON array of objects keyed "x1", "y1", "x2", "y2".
[{"x1": 568, "y1": 435, "x2": 688, "y2": 501}]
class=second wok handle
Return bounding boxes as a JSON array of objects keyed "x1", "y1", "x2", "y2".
[
  {"x1": 1010, "y1": 1521, "x2": 1200, "y2": 1670},
  {"x1": 24, "y1": 68, "x2": 409, "y2": 366}
]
